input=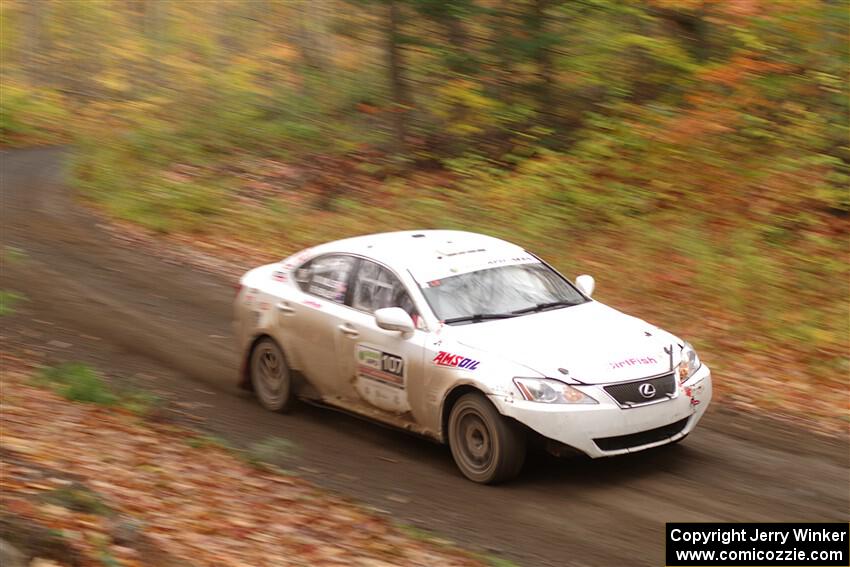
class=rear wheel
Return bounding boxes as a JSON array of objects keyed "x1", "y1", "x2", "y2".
[
  {"x1": 448, "y1": 392, "x2": 526, "y2": 484},
  {"x1": 250, "y1": 338, "x2": 294, "y2": 413}
]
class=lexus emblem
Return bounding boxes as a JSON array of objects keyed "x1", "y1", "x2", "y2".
[{"x1": 638, "y1": 383, "x2": 657, "y2": 398}]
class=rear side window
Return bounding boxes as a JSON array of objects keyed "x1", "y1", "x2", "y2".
[
  {"x1": 352, "y1": 260, "x2": 418, "y2": 319},
  {"x1": 295, "y1": 255, "x2": 355, "y2": 303}
]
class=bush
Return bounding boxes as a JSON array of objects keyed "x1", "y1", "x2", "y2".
[
  {"x1": 0, "y1": 83, "x2": 70, "y2": 147},
  {"x1": 36, "y1": 363, "x2": 117, "y2": 406},
  {"x1": 0, "y1": 290, "x2": 25, "y2": 316}
]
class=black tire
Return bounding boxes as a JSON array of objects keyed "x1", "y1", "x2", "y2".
[
  {"x1": 249, "y1": 338, "x2": 294, "y2": 413},
  {"x1": 448, "y1": 392, "x2": 526, "y2": 484}
]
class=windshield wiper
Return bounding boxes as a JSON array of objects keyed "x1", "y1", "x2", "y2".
[
  {"x1": 511, "y1": 300, "x2": 580, "y2": 315},
  {"x1": 442, "y1": 313, "x2": 517, "y2": 324}
]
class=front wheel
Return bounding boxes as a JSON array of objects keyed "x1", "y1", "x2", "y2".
[
  {"x1": 448, "y1": 393, "x2": 526, "y2": 484},
  {"x1": 250, "y1": 338, "x2": 294, "y2": 413}
]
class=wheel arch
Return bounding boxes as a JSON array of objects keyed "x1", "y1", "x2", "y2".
[
  {"x1": 239, "y1": 333, "x2": 278, "y2": 391},
  {"x1": 440, "y1": 383, "x2": 489, "y2": 443}
]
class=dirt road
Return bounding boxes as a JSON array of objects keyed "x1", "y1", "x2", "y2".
[{"x1": 2, "y1": 147, "x2": 847, "y2": 566}]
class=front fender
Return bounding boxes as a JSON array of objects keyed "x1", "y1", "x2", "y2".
[{"x1": 431, "y1": 353, "x2": 538, "y2": 442}]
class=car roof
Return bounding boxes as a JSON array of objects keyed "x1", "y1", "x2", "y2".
[{"x1": 314, "y1": 230, "x2": 532, "y2": 281}]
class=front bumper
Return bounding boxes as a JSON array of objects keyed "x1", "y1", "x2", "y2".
[{"x1": 493, "y1": 364, "x2": 712, "y2": 458}]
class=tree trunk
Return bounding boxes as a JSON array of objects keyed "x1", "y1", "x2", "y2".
[
  {"x1": 141, "y1": 0, "x2": 166, "y2": 95},
  {"x1": 443, "y1": 10, "x2": 470, "y2": 74},
  {"x1": 489, "y1": 1, "x2": 513, "y2": 103},
  {"x1": 22, "y1": 0, "x2": 45, "y2": 85},
  {"x1": 531, "y1": 0, "x2": 556, "y2": 125},
  {"x1": 386, "y1": 0, "x2": 409, "y2": 151}
]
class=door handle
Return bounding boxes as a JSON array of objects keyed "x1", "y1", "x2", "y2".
[
  {"x1": 337, "y1": 323, "x2": 359, "y2": 338},
  {"x1": 276, "y1": 301, "x2": 295, "y2": 314}
]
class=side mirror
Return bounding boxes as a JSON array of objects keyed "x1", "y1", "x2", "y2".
[
  {"x1": 575, "y1": 274, "x2": 595, "y2": 297},
  {"x1": 374, "y1": 307, "x2": 415, "y2": 334}
]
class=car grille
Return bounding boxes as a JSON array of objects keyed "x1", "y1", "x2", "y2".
[
  {"x1": 603, "y1": 372, "x2": 676, "y2": 407},
  {"x1": 593, "y1": 417, "x2": 690, "y2": 452}
]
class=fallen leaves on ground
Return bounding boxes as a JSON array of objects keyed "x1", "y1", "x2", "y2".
[{"x1": 0, "y1": 352, "x2": 486, "y2": 567}]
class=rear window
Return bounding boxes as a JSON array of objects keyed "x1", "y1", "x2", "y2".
[{"x1": 295, "y1": 255, "x2": 356, "y2": 303}]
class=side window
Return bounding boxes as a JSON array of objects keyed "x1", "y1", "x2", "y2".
[
  {"x1": 295, "y1": 255, "x2": 355, "y2": 303},
  {"x1": 352, "y1": 261, "x2": 418, "y2": 319}
]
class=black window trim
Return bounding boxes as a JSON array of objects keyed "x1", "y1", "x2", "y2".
[
  {"x1": 347, "y1": 255, "x2": 423, "y2": 321},
  {"x1": 295, "y1": 252, "x2": 429, "y2": 326}
]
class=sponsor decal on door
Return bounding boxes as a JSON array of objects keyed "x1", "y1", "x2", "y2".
[{"x1": 356, "y1": 344, "x2": 405, "y2": 389}]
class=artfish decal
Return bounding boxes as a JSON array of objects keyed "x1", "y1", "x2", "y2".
[{"x1": 609, "y1": 356, "x2": 658, "y2": 370}]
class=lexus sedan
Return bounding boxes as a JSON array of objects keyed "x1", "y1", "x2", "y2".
[{"x1": 234, "y1": 230, "x2": 712, "y2": 483}]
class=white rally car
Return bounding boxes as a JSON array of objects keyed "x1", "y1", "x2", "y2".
[{"x1": 234, "y1": 230, "x2": 711, "y2": 483}]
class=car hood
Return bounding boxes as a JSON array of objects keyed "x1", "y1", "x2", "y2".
[{"x1": 448, "y1": 301, "x2": 679, "y2": 384}]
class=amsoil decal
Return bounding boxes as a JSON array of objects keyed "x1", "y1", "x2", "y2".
[
  {"x1": 433, "y1": 351, "x2": 480, "y2": 370},
  {"x1": 609, "y1": 356, "x2": 657, "y2": 370},
  {"x1": 356, "y1": 345, "x2": 405, "y2": 388}
]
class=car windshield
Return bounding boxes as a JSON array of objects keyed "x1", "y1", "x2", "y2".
[{"x1": 420, "y1": 262, "x2": 587, "y2": 324}]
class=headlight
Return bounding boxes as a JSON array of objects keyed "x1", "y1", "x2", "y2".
[
  {"x1": 513, "y1": 378, "x2": 598, "y2": 404},
  {"x1": 677, "y1": 341, "x2": 701, "y2": 383}
]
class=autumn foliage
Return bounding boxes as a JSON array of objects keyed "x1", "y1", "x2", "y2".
[{"x1": 0, "y1": 0, "x2": 847, "y2": 423}]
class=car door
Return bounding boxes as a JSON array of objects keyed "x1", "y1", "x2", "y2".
[
  {"x1": 284, "y1": 253, "x2": 358, "y2": 398},
  {"x1": 335, "y1": 258, "x2": 427, "y2": 420}
]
